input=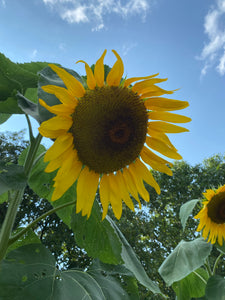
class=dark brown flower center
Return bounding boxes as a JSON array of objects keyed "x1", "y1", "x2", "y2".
[
  {"x1": 70, "y1": 86, "x2": 148, "y2": 174},
  {"x1": 207, "y1": 191, "x2": 225, "y2": 224}
]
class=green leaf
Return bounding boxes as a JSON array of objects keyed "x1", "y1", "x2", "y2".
[
  {"x1": 158, "y1": 238, "x2": 212, "y2": 286},
  {"x1": 0, "y1": 96, "x2": 23, "y2": 114},
  {"x1": 18, "y1": 144, "x2": 46, "y2": 166},
  {"x1": 71, "y1": 202, "x2": 123, "y2": 265},
  {"x1": 205, "y1": 275, "x2": 225, "y2": 300},
  {"x1": 38, "y1": 65, "x2": 83, "y2": 123},
  {"x1": 172, "y1": 268, "x2": 209, "y2": 300},
  {"x1": 179, "y1": 199, "x2": 200, "y2": 230},
  {"x1": 7, "y1": 228, "x2": 41, "y2": 253},
  {"x1": 0, "y1": 113, "x2": 11, "y2": 124},
  {"x1": 108, "y1": 217, "x2": 163, "y2": 296},
  {"x1": 17, "y1": 92, "x2": 40, "y2": 123},
  {"x1": 0, "y1": 161, "x2": 27, "y2": 195},
  {"x1": 0, "y1": 191, "x2": 8, "y2": 203},
  {"x1": 0, "y1": 243, "x2": 129, "y2": 300}
]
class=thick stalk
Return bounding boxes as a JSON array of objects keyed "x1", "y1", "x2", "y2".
[
  {"x1": 0, "y1": 133, "x2": 42, "y2": 262},
  {"x1": 0, "y1": 189, "x2": 24, "y2": 261}
]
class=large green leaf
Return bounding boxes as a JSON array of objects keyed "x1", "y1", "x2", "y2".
[
  {"x1": 0, "y1": 113, "x2": 11, "y2": 124},
  {"x1": 108, "y1": 217, "x2": 163, "y2": 296},
  {"x1": 0, "y1": 243, "x2": 129, "y2": 300},
  {"x1": 71, "y1": 202, "x2": 123, "y2": 265},
  {"x1": 179, "y1": 199, "x2": 200, "y2": 230},
  {"x1": 158, "y1": 238, "x2": 212, "y2": 286},
  {"x1": 0, "y1": 161, "x2": 27, "y2": 195},
  {"x1": 17, "y1": 92, "x2": 41, "y2": 123},
  {"x1": 172, "y1": 268, "x2": 209, "y2": 300},
  {"x1": 38, "y1": 65, "x2": 83, "y2": 123},
  {"x1": 205, "y1": 275, "x2": 225, "y2": 300}
]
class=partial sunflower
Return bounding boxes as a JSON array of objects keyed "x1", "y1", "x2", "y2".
[
  {"x1": 195, "y1": 185, "x2": 225, "y2": 246},
  {"x1": 38, "y1": 49, "x2": 191, "y2": 219}
]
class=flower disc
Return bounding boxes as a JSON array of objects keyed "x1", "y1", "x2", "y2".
[
  {"x1": 207, "y1": 191, "x2": 225, "y2": 224},
  {"x1": 71, "y1": 86, "x2": 148, "y2": 174}
]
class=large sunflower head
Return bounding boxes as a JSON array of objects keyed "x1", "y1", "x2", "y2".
[
  {"x1": 194, "y1": 185, "x2": 225, "y2": 246},
  {"x1": 38, "y1": 49, "x2": 191, "y2": 219}
]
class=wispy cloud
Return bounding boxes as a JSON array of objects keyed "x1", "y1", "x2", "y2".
[
  {"x1": 1, "y1": 0, "x2": 6, "y2": 7},
  {"x1": 199, "y1": 0, "x2": 225, "y2": 76},
  {"x1": 122, "y1": 42, "x2": 138, "y2": 56},
  {"x1": 42, "y1": 0, "x2": 151, "y2": 30},
  {"x1": 30, "y1": 49, "x2": 38, "y2": 59}
]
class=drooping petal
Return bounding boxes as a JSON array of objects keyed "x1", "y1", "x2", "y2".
[
  {"x1": 147, "y1": 127, "x2": 177, "y2": 150},
  {"x1": 124, "y1": 73, "x2": 159, "y2": 88},
  {"x1": 144, "y1": 97, "x2": 189, "y2": 111},
  {"x1": 76, "y1": 167, "x2": 99, "y2": 218},
  {"x1": 44, "y1": 133, "x2": 73, "y2": 162},
  {"x1": 108, "y1": 173, "x2": 123, "y2": 219},
  {"x1": 146, "y1": 136, "x2": 182, "y2": 160},
  {"x1": 149, "y1": 121, "x2": 189, "y2": 133},
  {"x1": 115, "y1": 171, "x2": 134, "y2": 211},
  {"x1": 106, "y1": 50, "x2": 124, "y2": 86},
  {"x1": 99, "y1": 174, "x2": 110, "y2": 220},
  {"x1": 148, "y1": 111, "x2": 191, "y2": 123},
  {"x1": 141, "y1": 147, "x2": 173, "y2": 176},
  {"x1": 39, "y1": 99, "x2": 74, "y2": 116},
  {"x1": 49, "y1": 64, "x2": 85, "y2": 98},
  {"x1": 76, "y1": 60, "x2": 96, "y2": 90},
  {"x1": 52, "y1": 151, "x2": 82, "y2": 201},
  {"x1": 94, "y1": 49, "x2": 107, "y2": 87},
  {"x1": 139, "y1": 86, "x2": 175, "y2": 98},
  {"x1": 122, "y1": 168, "x2": 141, "y2": 208},
  {"x1": 132, "y1": 78, "x2": 168, "y2": 94},
  {"x1": 42, "y1": 85, "x2": 78, "y2": 107},
  {"x1": 45, "y1": 145, "x2": 74, "y2": 173}
]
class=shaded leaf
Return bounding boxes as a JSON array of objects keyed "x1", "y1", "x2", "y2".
[
  {"x1": 172, "y1": 268, "x2": 209, "y2": 300},
  {"x1": 0, "y1": 243, "x2": 129, "y2": 300},
  {"x1": 205, "y1": 275, "x2": 225, "y2": 300},
  {"x1": 0, "y1": 113, "x2": 11, "y2": 124},
  {"x1": 108, "y1": 217, "x2": 163, "y2": 296},
  {"x1": 179, "y1": 199, "x2": 200, "y2": 230},
  {"x1": 17, "y1": 92, "x2": 40, "y2": 123},
  {"x1": 0, "y1": 161, "x2": 27, "y2": 195},
  {"x1": 7, "y1": 229, "x2": 41, "y2": 253},
  {"x1": 158, "y1": 238, "x2": 212, "y2": 286},
  {"x1": 71, "y1": 202, "x2": 123, "y2": 265}
]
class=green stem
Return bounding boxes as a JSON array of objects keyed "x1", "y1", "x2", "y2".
[
  {"x1": 213, "y1": 253, "x2": 223, "y2": 275},
  {"x1": 0, "y1": 133, "x2": 42, "y2": 262},
  {"x1": 8, "y1": 200, "x2": 76, "y2": 246},
  {"x1": 0, "y1": 189, "x2": 24, "y2": 261},
  {"x1": 205, "y1": 258, "x2": 213, "y2": 276},
  {"x1": 192, "y1": 270, "x2": 207, "y2": 285}
]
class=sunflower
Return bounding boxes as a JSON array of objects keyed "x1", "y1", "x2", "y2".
[
  {"x1": 195, "y1": 185, "x2": 225, "y2": 246},
  {"x1": 38, "y1": 49, "x2": 190, "y2": 219}
]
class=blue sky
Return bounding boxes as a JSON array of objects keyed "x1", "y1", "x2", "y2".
[{"x1": 0, "y1": 0, "x2": 225, "y2": 166}]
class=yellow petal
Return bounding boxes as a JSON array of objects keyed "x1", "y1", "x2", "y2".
[
  {"x1": 76, "y1": 167, "x2": 99, "y2": 218},
  {"x1": 39, "y1": 116, "x2": 72, "y2": 138},
  {"x1": 122, "y1": 168, "x2": 141, "y2": 208},
  {"x1": 147, "y1": 127, "x2": 177, "y2": 150},
  {"x1": 203, "y1": 189, "x2": 215, "y2": 201},
  {"x1": 149, "y1": 121, "x2": 189, "y2": 133},
  {"x1": 115, "y1": 171, "x2": 134, "y2": 211},
  {"x1": 217, "y1": 185, "x2": 225, "y2": 194},
  {"x1": 76, "y1": 60, "x2": 96, "y2": 90},
  {"x1": 141, "y1": 147, "x2": 173, "y2": 176},
  {"x1": 44, "y1": 133, "x2": 73, "y2": 162},
  {"x1": 146, "y1": 136, "x2": 182, "y2": 160},
  {"x1": 99, "y1": 174, "x2": 110, "y2": 220},
  {"x1": 124, "y1": 73, "x2": 159, "y2": 88},
  {"x1": 108, "y1": 173, "x2": 123, "y2": 219},
  {"x1": 144, "y1": 97, "x2": 189, "y2": 111},
  {"x1": 106, "y1": 50, "x2": 124, "y2": 86},
  {"x1": 134, "y1": 159, "x2": 161, "y2": 194},
  {"x1": 52, "y1": 152, "x2": 82, "y2": 201},
  {"x1": 42, "y1": 85, "x2": 78, "y2": 107},
  {"x1": 45, "y1": 145, "x2": 74, "y2": 173},
  {"x1": 139, "y1": 86, "x2": 175, "y2": 98},
  {"x1": 132, "y1": 78, "x2": 167, "y2": 94},
  {"x1": 128, "y1": 163, "x2": 150, "y2": 202},
  {"x1": 39, "y1": 99, "x2": 74, "y2": 116},
  {"x1": 148, "y1": 111, "x2": 191, "y2": 123},
  {"x1": 94, "y1": 49, "x2": 107, "y2": 87},
  {"x1": 49, "y1": 64, "x2": 85, "y2": 98}
]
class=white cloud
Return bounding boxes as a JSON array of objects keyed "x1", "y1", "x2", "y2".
[
  {"x1": 122, "y1": 42, "x2": 138, "y2": 56},
  {"x1": 31, "y1": 49, "x2": 38, "y2": 59},
  {"x1": 199, "y1": 0, "x2": 225, "y2": 76},
  {"x1": 1, "y1": 0, "x2": 6, "y2": 7},
  {"x1": 42, "y1": 0, "x2": 151, "y2": 29}
]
